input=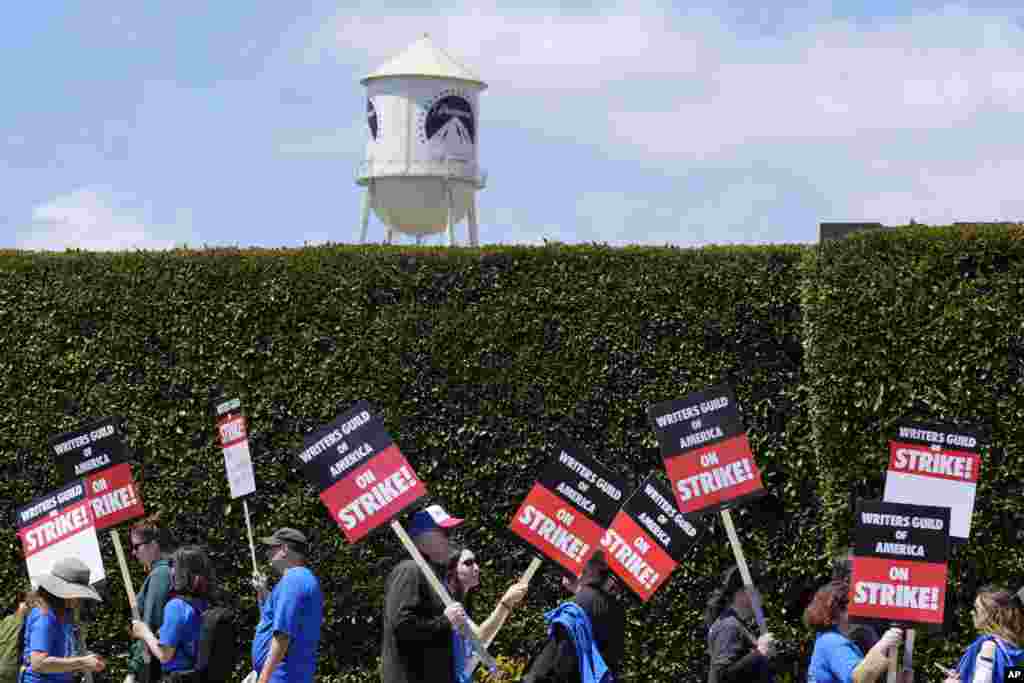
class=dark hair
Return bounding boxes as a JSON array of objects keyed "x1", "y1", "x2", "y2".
[
  {"x1": 31, "y1": 587, "x2": 66, "y2": 615},
  {"x1": 704, "y1": 566, "x2": 746, "y2": 629},
  {"x1": 803, "y1": 580, "x2": 849, "y2": 630},
  {"x1": 171, "y1": 546, "x2": 214, "y2": 598},
  {"x1": 131, "y1": 511, "x2": 178, "y2": 555},
  {"x1": 580, "y1": 550, "x2": 611, "y2": 588},
  {"x1": 444, "y1": 546, "x2": 477, "y2": 609}
]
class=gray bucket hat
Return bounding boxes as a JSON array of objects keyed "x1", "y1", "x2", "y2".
[{"x1": 31, "y1": 558, "x2": 102, "y2": 601}]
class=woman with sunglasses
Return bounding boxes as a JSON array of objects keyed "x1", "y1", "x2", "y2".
[
  {"x1": 127, "y1": 513, "x2": 177, "y2": 683},
  {"x1": 943, "y1": 586, "x2": 1024, "y2": 683},
  {"x1": 445, "y1": 547, "x2": 528, "y2": 683}
]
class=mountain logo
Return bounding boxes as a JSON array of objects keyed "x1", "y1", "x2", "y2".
[
  {"x1": 418, "y1": 90, "x2": 475, "y2": 159},
  {"x1": 367, "y1": 99, "x2": 378, "y2": 140}
]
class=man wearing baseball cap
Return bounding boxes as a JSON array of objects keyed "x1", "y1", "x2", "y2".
[
  {"x1": 380, "y1": 504, "x2": 468, "y2": 683},
  {"x1": 250, "y1": 528, "x2": 323, "y2": 683}
]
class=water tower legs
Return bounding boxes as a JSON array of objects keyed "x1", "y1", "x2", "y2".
[
  {"x1": 467, "y1": 196, "x2": 479, "y2": 247},
  {"x1": 445, "y1": 181, "x2": 456, "y2": 247},
  {"x1": 359, "y1": 183, "x2": 373, "y2": 244}
]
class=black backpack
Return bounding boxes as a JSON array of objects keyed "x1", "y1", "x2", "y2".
[
  {"x1": 165, "y1": 605, "x2": 239, "y2": 683},
  {"x1": 196, "y1": 606, "x2": 239, "y2": 683}
]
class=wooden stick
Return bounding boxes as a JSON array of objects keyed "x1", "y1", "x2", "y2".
[
  {"x1": 112, "y1": 529, "x2": 151, "y2": 666},
  {"x1": 887, "y1": 645, "x2": 899, "y2": 683},
  {"x1": 73, "y1": 604, "x2": 94, "y2": 683},
  {"x1": 720, "y1": 509, "x2": 767, "y2": 633},
  {"x1": 389, "y1": 520, "x2": 498, "y2": 672},
  {"x1": 467, "y1": 556, "x2": 544, "y2": 676},
  {"x1": 903, "y1": 629, "x2": 915, "y2": 672},
  {"x1": 243, "y1": 499, "x2": 258, "y2": 575}
]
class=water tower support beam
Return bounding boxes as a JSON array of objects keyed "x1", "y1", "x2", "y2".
[
  {"x1": 445, "y1": 181, "x2": 456, "y2": 247},
  {"x1": 359, "y1": 182, "x2": 373, "y2": 244},
  {"x1": 467, "y1": 195, "x2": 479, "y2": 247}
]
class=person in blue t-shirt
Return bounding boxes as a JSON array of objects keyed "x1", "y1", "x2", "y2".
[
  {"x1": 944, "y1": 585, "x2": 1024, "y2": 683},
  {"x1": 250, "y1": 527, "x2": 323, "y2": 683},
  {"x1": 803, "y1": 579, "x2": 907, "y2": 683},
  {"x1": 22, "y1": 558, "x2": 106, "y2": 683},
  {"x1": 131, "y1": 546, "x2": 213, "y2": 676}
]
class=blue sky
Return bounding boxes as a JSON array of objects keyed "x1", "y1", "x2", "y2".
[{"x1": 3, "y1": 1, "x2": 1024, "y2": 250}]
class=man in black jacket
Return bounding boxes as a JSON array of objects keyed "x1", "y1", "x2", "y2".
[
  {"x1": 521, "y1": 551, "x2": 625, "y2": 683},
  {"x1": 380, "y1": 504, "x2": 468, "y2": 683}
]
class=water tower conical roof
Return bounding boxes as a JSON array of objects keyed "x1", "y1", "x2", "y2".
[{"x1": 361, "y1": 34, "x2": 486, "y2": 88}]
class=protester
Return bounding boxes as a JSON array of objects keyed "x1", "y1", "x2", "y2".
[
  {"x1": 520, "y1": 550, "x2": 626, "y2": 683},
  {"x1": 127, "y1": 513, "x2": 177, "y2": 683},
  {"x1": 21, "y1": 558, "x2": 107, "y2": 683},
  {"x1": 944, "y1": 585, "x2": 1024, "y2": 683},
  {"x1": 250, "y1": 527, "x2": 323, "y2": 683},
  {"x1": 445, "y1": 546, "x2": 528, "y2": 682},
  {"x1": 704, "y1": 565, "x2": 777, "y2": 683},
  {"x1": 1, "y1": 595, "x2": 32, "y2": 683},
  {"x1": 381, "y1": 504, "x2": 468, "y2": 683},
  {"x1": 829, "y1": 549, "x2": 880, "y2": 655},
  {"x1": 130, "y1": 546, "x2": 214, "y2": 678},
  {"x1": 804, "y1": 579, "x2": 908, "y2": 683}
]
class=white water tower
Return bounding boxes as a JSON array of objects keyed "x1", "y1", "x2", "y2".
[{"x1": 357, "y1": 34, "x2": 487, "y2": 246}]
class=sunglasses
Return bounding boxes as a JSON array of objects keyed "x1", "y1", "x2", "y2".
[{"x1": 461, "y1": 557, "x2": 478, "y2": 566}]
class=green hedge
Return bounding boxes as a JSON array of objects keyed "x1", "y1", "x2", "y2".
[
  {"x1": 802, "y1": 223, "x2": 1024, "y2": 669},
  {"x1": 0, "y1": 228, "x2": 1020, "y2": 682}
]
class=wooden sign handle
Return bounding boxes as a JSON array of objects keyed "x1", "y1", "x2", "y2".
[
  {"x1": 720, "y1": 509, "x2": 767, "y2": 634},
  {"x1": 389, "y1": 521, "x2": 498, "y2": 672},
  {"x1": 111, "y1": 529, "x2": 151, "y2": 666}
]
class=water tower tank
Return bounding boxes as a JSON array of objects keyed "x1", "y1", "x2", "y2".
[{"x1": 357, "y1": 34, "x2": 487, "y2": 246}]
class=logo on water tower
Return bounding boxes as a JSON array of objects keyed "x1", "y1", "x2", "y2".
[
  {"x1": 367, "y1": 99, "x2": 378, "y2": 140},
  {"x1": 418, "y1": 89, "x2": 474, "y2": 160}
]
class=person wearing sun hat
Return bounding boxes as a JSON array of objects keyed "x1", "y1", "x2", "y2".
[
  {"x1": 249, "y1": 527, "x2": 323, "y2": 683},
  {"x1": 21, "y1": 557, "x2": 106, "y2": 683},
  {"x1": 380, "y1": 503, "x2": 469, "y2": 683}
]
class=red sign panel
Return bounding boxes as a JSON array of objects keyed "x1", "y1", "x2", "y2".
[
  {"x1": 510, "y1": 483, "x2": 606, "y2": 577},
  {"x1": 83, "y1": 462, "x2": 145, "y2": 530},
  {"x1": 319, "y1": 444, "x2": 427, "y2": 543},
  {"x1": 663, "y1": 434, "x2": 764, "y2": 515},
  {"x1": 601, "y1": 512, "x2": 677, "y2": 602}
]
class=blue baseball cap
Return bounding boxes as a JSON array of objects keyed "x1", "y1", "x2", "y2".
[{"x1": 407, "y1": 504, "x2": 463, "y2": 538}]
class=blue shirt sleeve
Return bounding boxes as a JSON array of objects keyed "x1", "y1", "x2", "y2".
[
  {"x1": 271, "y1": 572, "x2": 305, "y2": 639},
  {"x1": 27, "y1": 610, "x2": 58, "y2": 657},
  {"x1": 159, "y1": 599, "x2": 188, "y2": 649},
  {"x1": 826, "y1": 637, "x2": 863, "y2": 683}
]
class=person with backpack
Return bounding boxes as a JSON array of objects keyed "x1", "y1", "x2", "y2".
[
  {"x1": 250, "y1": 528, "x2": 323, "y2": 683},
  {"x1": 130, "y1": 546, "x2": 214, "y2": 681},
  {"x1": 127, "y1": 513, "x2": 177, "y2": 683},
  {"x1": 519, "y1": 550, "x2": 626, "y2": 683},
  {"x1": 943, "y1": 585, "x2": 1024, "y2": 683},
  {"x1": 705, "y1": 565, "x2": 777, "y2": 683},
  {"x1": 20, "y1": 558, "x2": 107, "y2": 683}
]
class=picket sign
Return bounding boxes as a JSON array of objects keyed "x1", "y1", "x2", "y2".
[
  {"x1": 389, "y1": 520, "x2": 498, "y2": 672},
  {"x1": 466, "y1": 556, "x2": 544, "y2": 676},
  {"x1": 720, "y1": 508, "x2": 767, "y2": 634},
  {"x1": 214, "y1": 398, "x2": 259, "y2": 577}
]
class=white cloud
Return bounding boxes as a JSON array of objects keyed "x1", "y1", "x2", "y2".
[{"x1": 16, "y1": 187, "x2": 195, "y2": 251}]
